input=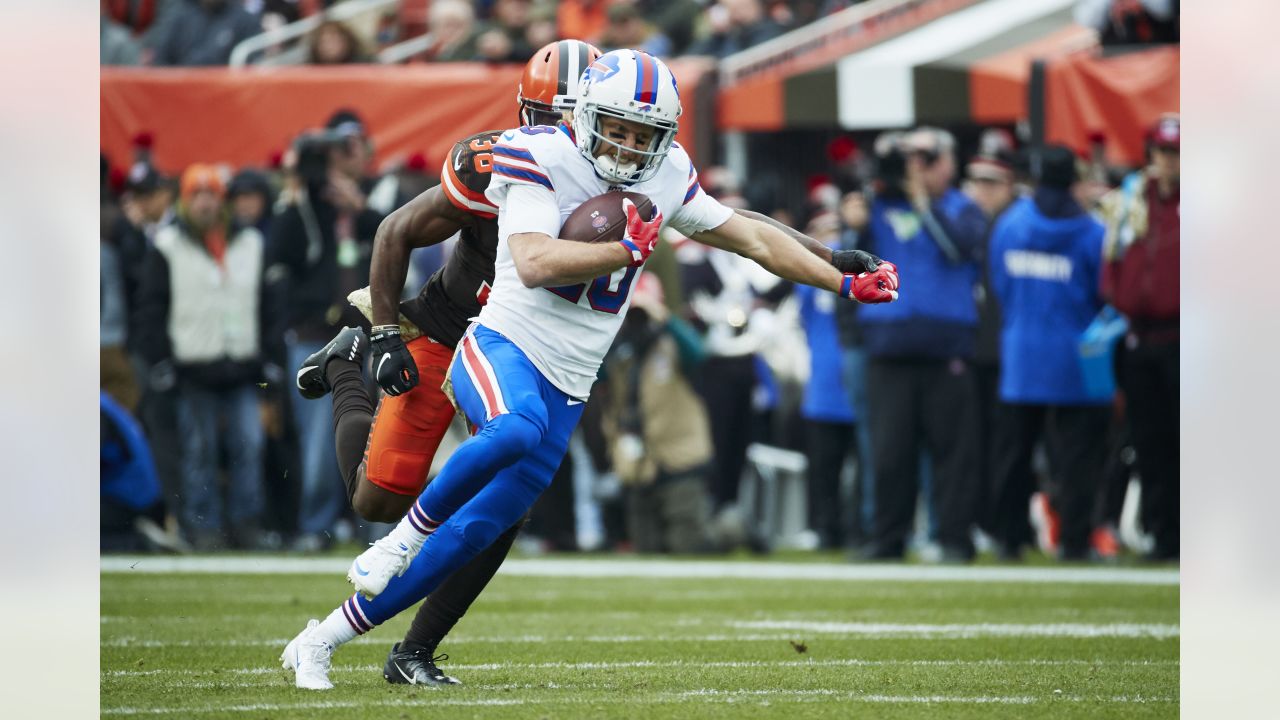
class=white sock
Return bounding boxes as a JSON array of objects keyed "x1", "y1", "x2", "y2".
[
  {"x1": 390, "y1": 501, "x2": 440, "y2": 553},
  {"x1": 312, "y1": 601, "x2": 362, "y2": 648}
]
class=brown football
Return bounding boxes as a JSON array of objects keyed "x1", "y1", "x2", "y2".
[{"x1": 558, "y1": 191, "x2": 656, "y2": 245}]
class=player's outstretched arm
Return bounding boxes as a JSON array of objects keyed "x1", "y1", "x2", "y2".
[
  {"x1": 733, "y1": 207, "x2": 882, "y2": 274},
  {"x1": 733, "y1": 208, "x2": 832, "y2": 262},
  {"x1": 369, "y1": 186, "x2": 469, "y2": 326},
  {"x1": 694, "y1": 213, "x2": 844, "y2": 291},
  {"x1": 692, "y1": 214, "x2": 898, "y2": 303}
]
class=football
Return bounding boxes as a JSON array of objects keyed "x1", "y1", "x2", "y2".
[{"x1": 559, "y1": 191, "x2": 656, "y2": 245}]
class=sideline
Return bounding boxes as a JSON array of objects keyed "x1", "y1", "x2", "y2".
[{"x1": 101, "y1": 555, "x2": 1178, "y2": 585}]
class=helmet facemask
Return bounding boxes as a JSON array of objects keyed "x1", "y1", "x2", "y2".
[
  {"x1": 519, "y1": 98, "x2": 570, "y2": 129},
  {"x1": 574, "y1": 103, "x2": 677, "y2": 185}
]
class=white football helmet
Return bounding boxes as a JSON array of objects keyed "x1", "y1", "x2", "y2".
[{"x1": 573, "y1": 50, "x2": 681, "y2": 184}]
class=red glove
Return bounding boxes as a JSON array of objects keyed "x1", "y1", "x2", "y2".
[
  {"x1": 618, "y1": 198, "x2": 663, "y2": 267},
  {"x1": 841, "y1": 261, "x2": 899, "y2": 303}
]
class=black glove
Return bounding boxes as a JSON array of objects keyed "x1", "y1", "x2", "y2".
[
  {"x1": 831, "y1": 249, "x2": 883, "y2": 275},
  {"x1": 370, "y1": 326, "x2": 419, "y2": 396}
]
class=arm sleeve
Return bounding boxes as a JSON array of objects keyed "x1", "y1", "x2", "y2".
[
  {"x1": 667, "y1": 178, "x2": 735, "y2": 237},
  {"x1": 485, "y1": 130, "x2": 562, "y2": 238},
  {"x1": 497, "y1": 184, "x2": 561, "y2": 239}
]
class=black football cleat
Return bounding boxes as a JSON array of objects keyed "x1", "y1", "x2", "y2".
[
  {"x1": 383, "y1": 642, "x2": 462, "y2": 687},
  {"x1": 295, "y1": 326, "x2": 367, "y2": 400}
]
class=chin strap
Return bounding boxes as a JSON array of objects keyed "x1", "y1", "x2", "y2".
[{"x1": 593, "y1": 152, "x2": 638, "y2": 183}]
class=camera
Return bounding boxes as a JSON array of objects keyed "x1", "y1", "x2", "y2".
[
  {"x1": 872, "y1": 132, "x2": 909, "y2": 200},
  {"x1": 292, "y1": 128, "x2": 351, "y2": 188}
]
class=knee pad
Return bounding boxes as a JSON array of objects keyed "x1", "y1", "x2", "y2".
[
  {"x1": 477, "y1": 412, "x2": 545, "y2": 461},
  {"x1": 457, "y1": 517, "x2": 504, "y2": 554}
]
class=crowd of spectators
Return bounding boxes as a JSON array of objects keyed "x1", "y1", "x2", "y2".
[
  {"x1": 99, "y1": 0, "x2": 1180, "y2": 563},
  {"x1": 100, "y1": 0, "x2": 879, "y2": 66},
  {"x1": 100, "y1": 103, "x2": 1179, "y2": 564},
  {"x1": 100, "y1": 0, "x2": 1181, "y2": 69}
]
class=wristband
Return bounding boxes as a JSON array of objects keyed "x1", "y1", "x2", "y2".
[{"x1": 839, "y1": 274, "x2": 854, "y2": 297}]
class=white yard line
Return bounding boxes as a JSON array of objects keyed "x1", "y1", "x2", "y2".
[
  {"x1": 101, "y1": 621, "x2": 1177, "y2": 649},
  {"x1": 101, "y1": 691, "x2": 1176, "y2": 715},
  {"x1": 102, "y1": 699, "x2": 526, "y2": 715},
  {"x1": 100, "y1": 555, "x2": 1178, "y2": 585},
  {"x1": 731, "y1": 620, "x2": 1180, "y2": 639},
  {"x1": 681, "y1": 689, "x2": 1036, "y2": 703},
  {"x1": 103, "y1": 657, "x2": 1179, "y2": 679}
]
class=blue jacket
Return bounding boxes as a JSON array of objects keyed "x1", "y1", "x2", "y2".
[
  {"x1": 101, "y1": 391, "x2": 161, "y2": 511},
  {"x1": 858, "y1": 189, "x2": 987, "y2": 358},
  {"x1": 990, "y1": 192, "x2": 1107, "y2": 405},
  {"x1": 797, "y1": 283, "x2": 856, "y2": 423}
]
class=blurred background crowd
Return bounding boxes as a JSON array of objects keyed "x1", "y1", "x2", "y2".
[{"x1": 100, "y1": 0, "x2": 1179, "y2": 564}]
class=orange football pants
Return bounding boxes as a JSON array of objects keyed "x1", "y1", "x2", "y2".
[{"x1": 362, "y1": 336, "x2": 458, "y2": 496}]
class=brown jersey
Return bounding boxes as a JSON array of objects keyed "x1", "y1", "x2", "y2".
[{"x1": 399, "y1": 130, "x2": 503, "y2": 349}]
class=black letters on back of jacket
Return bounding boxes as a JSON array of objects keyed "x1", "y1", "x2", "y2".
[{"x1": 399, "y1": 130, "x2": 503, "y2": 349}]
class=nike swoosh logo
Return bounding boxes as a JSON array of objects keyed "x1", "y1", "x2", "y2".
[
  {"x1": 454, "y1": 151, "x2": 464, "y2": 172},
  {"x1": 297, "y1": 366, "x2": 318, "y2": 387},
  {"x1": 567, "y1": 399, "x2": 583, "y2": 406},
  {"x1": 377, "y1": 354, "x2": 392, "y2": 380},
  {"x1": 353, "y1": 561, "x2": 370, "y2": 577},
  {"x1": 394, "y1": 661, "x2": 416, "y2": 685}
]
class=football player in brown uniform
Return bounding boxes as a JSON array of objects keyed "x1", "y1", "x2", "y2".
[{"x1": 293, "y1": 39, "x2": 604, "y2": 687}]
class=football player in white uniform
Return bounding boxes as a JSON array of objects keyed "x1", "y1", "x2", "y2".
[{"x1": 283, "y1": 50, "x2": 899, "y2": 689}]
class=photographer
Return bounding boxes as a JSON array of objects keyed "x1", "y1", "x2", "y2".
[
  {"x1": 854, "y1": 127, "x2": 989, "y2": 561},
  {"x1": 265, "y1": 109, "x2": 388, "y2": 550},
  {"x1": 597, "y1": 275, "x2": 719, "y2": 554}
]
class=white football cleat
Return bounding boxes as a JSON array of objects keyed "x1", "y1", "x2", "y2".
[
  {"x1": 281, "y1": 619, "x2": 334, "y2": 690},
  {"x1": 348, "y1": 535, "x2": 414, "y2": 599}
]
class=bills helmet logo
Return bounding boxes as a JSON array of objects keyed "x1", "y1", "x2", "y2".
[{"x1": 585, "y1": 53, "x2": 623, "y2": 84}]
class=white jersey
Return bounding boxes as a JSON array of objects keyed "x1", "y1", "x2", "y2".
[{"x1": 480, "y1": 125, "x2": 733, "y2": 399}]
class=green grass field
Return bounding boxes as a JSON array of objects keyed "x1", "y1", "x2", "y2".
[{"x1": 101, "y1": 556, "x2": 1178, "y2": 718}]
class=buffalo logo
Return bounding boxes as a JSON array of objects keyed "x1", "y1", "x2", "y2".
[
  {"x1": 636, "y1": 104, "x2": 652, "y2": 113},
  {"x1": 585, "y1": 54, "x2": 623, "y2": 84}
]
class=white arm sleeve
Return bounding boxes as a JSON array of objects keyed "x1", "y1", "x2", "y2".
[
  {"x1": 497, "y1": 184, "x2": 562, "y2": 240},
  {"x1": 667, "y1": 188, "x2": 735, "y2": 237}
]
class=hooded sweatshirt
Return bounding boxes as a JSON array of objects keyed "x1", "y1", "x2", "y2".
[{"x1": 989, "y1": 189, "x2": 1107, "y2": 405}]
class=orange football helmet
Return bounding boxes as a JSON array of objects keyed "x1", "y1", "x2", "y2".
[{"x1": 518, "y1": 39, "x2": 603, "y2": 128}]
